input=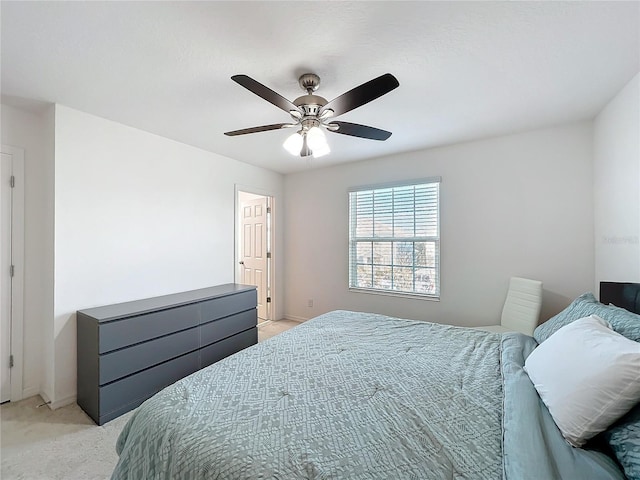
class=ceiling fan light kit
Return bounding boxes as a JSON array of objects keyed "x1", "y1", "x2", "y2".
[
  {"x1": 283, "y1": 130, "x2": 303, "y2": 155},
  {"x1": 225, "y1": 72, "x2": 399, "y2": 158},
  {"x1": 306, "y1": 126, "x2": 330, "y2": 157}
]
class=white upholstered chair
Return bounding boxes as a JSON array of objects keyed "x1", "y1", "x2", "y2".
[{"x1": 475, "y1": 277, "x2": 543, "y2": 336}]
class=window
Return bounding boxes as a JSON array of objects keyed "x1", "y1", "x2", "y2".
[{"x1": 349, "y1": 178, "x2": 440, "y2": 298}]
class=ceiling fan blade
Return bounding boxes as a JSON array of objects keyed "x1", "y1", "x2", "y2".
[
  {"x1": 328, "y1": 121, "x2": 392, "y2": 141},
  {"x1": 320, "y1": 73, "x2": 399, "y2": 117},
  {"x1": 224, "y1": 123, "x2": 292, "y2": 136},
  {"x1": 231, "y1": 75, "x2": 300, "y2": 114}
]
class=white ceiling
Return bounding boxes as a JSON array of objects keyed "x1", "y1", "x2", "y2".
[{"x1": 1, "y1": 1, "x2": 638, "y2": 174}]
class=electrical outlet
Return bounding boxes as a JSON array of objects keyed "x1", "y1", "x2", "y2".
[{"x1": 307, "y1": 299, "x2": 313, "y2": 308}]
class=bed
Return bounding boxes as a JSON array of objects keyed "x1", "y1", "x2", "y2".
[{"x1": 112, "y1": 283, "x2": 640, "y2": 479}]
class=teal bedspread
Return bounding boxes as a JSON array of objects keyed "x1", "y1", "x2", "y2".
[{"x1": 112, "y1": 310, "x2": 624, "y2": 479}]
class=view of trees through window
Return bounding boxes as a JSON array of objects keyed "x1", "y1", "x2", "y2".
[{"x1": 349, "y1": 181, "x2": 440, "y2": 297}]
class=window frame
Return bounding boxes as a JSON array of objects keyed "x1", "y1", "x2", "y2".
[{"x1": 348, "y1": 177, "x2": 441, "y2": 300}]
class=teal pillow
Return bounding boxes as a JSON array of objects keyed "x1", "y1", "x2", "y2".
[
  {"x1": 533, "y1": 292, "x2": 640, "y2": 344},
  {"x1": 602, "y1": 404, "x2": 640, "y2": 479}
]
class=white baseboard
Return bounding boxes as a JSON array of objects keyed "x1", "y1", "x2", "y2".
[
  {"x1": 22, "y1": 386, "x2": 39, "y2": 400},
  {"x1": 40, "y1": 392, "x2": 76, "y2": 410},
  {"x1": 282, "y1": 314, "x2": 309, "y2": 322},
  {"x1": 51, "y1": 394, "x2": 76, "y2": 410}
]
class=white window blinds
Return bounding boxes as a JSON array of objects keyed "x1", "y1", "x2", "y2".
[{"x1": 348, "y1": 178, "x2": 440, "y2": 298}]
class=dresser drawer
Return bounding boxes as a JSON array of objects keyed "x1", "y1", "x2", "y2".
[
  {"x1": 200, "y1": 327, "x2": 257, "y2": 369},
  {"x1": 200, "y1": 309, "x2": 256, "y2": 347},
  {"x1": 99, "y1": 351, "x2": 199, "y2": 415},
  {"x1": 199, "y1": 289, "x2": 256, "y2": 323},
  {"x1": 99, "y1": 303, "x2": 200, "y2": 353},
  {"x1": 99, "y1": 327, "x2": 199, "y2": 385}
]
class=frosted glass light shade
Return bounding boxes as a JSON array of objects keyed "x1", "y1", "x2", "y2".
[
  {"x1": 306, "y1": 126, "x2": 330, "y2": 157},
  {"x1": 312, "y1": 142, "x2": 330, "y2": 158},
  {"x1": 283, "y1": 132, "x2": 303, "y2": 155},
  {"x1": 306, "y1": 126, "x2": 326, "y2": 150}
]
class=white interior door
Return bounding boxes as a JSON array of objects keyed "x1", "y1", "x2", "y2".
[
  {"x1": 1, "y1": 153, "x2": 13, "y2": 403},
  {"x1": 240, "y1": 197, "x2": 269, "y2": 321}
]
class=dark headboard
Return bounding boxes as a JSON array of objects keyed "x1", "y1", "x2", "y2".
[{"x1": 600, "y1": 282, "x2": 640, "y2": 314}]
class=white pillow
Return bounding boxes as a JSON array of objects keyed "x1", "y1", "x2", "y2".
[{"x1": 524, "y1": 314, "x2": 640, "y2": 447}]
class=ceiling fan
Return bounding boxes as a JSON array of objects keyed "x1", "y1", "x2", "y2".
[{"x1": 224, "y1": 73, "x2": 399, "y2": 158}]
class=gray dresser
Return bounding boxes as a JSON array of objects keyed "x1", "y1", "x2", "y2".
[{"x1": 77, "y1": 283, "x2": 257, "y2": 425}]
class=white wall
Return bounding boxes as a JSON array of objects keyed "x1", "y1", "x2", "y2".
[
  {"x1": 593, "y1": 73, "x2": 640, "y2": 289},
  {"x1": 50, "y1": 105, "x2": 284, "y2": 406},
  {"x1": 0, "y1": 103, "x2": 53, "y2": 400},
  {"x1": 43, "y1": 105, "x2": 56, "y2": 403},
  {"x1": 6, "y1": 75, "x2": 635, "y2": 405},
  {"x1": 284, "y1": 122, "x2": 595, "y2": 327}
]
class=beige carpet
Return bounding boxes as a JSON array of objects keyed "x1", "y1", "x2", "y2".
[
  {"x1": 0, "y1": 318, "x2": 302, "y2": 479},
  {"x1": 1, "y1": 396, "x2": 132, "y2": 480},
  {"x1": 257, "y1": 318, "x2": 302, "y2": 341}
]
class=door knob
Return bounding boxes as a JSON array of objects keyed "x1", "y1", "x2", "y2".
[{"x1": 239, "y1": 261, "x2": 244, "y2": 265}]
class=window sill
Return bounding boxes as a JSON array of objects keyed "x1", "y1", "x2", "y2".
[{"x1": 349, "y1": 287, "x2": 440, "y2": 302}]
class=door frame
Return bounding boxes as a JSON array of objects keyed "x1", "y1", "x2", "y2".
[
  {"x1": 234, "y1": 184, "x2": 275, "y2": 322},
  {"x1": 1, "y1": 145, "x2": 25, "y2": 402}
]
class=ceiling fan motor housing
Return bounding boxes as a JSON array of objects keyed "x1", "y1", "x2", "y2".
[
  {"x1": 293, "y1": 73, "x2": 328, "y2": 117},
  {"x1": 293, "y1": 94, "x2": 327, "y2": 117}
]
